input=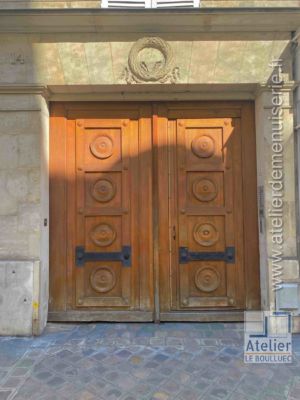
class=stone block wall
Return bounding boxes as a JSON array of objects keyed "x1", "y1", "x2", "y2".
[
  {"x1": 0, "y1": 95, "x2": 42, "y2": 260},
  {"x1": 0, "y1": 23, "x2": 298, "y2": 333},
  {"x1": 255, "y1": 89, "x2": 298, "y2": 312},
  {"x1": 0, "y1": 33, "x2": 291, "y2": 87},
  {"x1": 0, "y1": 93, "x2": 49, "y2": 335},
  {"x1": 0, "y1": 0, "x2": 298, "y2": 9},
  {"x1": 202, "y1": 0, "x2": 300, "y2": 7},
  {"x1": 0, "y1": 261, "x2": 36, "y2": 335},
  {"x1": 0, "y1": 1, "x2": 100, "y2": 8}
]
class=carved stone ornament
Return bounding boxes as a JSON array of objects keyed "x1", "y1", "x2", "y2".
[{"x1": 123, "y1": 37, "x2": 180, "y2": 84}]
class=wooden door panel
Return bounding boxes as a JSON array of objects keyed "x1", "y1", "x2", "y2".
[
  {"x1": 85, "y1": 172, "x2": 122, "y2": 210},
  {"x1": 75, "y1": 119, "x2": 134, "y2": 308},
  {"x1": 84, "y1": 216, "x2": 122, "y2": 251},
  {"x1": 186, "y1": 172, "x2": 224, "y2": 208},
  {"x1": 82, "y1": 128, "x2": 123, "y2": 171},
  {"x1": 166, "y1": 114, "x2": 247, "y2": 311},
  {"x1": 50, "y1": 101, "x2": 260, "y2": 321},
  {"x1": 184, "y1": 126, "x2": 224, "y2": 170},
  {"x1": 180, "y1": 260, "x2": 228, "y2": 307},
  {"x1": 188, "y1": 216, "x2": 225, "y2": 252},
  {"x1": 76, "y1": 261, "x2": 130, "y2": 307}
]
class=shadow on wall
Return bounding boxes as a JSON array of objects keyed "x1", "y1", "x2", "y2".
[{"x1": 25, "y1": 29, "x2": 294, "y2": 88}]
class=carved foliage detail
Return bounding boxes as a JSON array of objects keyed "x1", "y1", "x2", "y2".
[{"x1": 124, "y1": 37, "x2": 180, "y2": 84}]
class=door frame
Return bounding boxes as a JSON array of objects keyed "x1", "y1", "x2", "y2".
[{"x1": 49, "y1": 101, "x2": 260, "y2": 322}]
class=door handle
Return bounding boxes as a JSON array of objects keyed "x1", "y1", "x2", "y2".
[{"x1": 172, "y1": 225, "x2": 176, "y2": 240}]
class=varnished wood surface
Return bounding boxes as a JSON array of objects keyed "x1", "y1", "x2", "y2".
[
  {"x1": 49, "y1": 101, "x2": 260, "y2": 321},
  {"x1": 160, "y1": 311, "x2": 244, "y2": 322},
  {"x1": 49, "y1": 103, "x2": 68, "y2": 312},
  {"x1": 50, "y1": 103, "x2": 154, "y2": 319},
  {"x1": 157, "y1": 103, "x2": 260, "y2": 313},
  {"x1": 48, "y1": 311, "x2": 153, "y2": 322}
]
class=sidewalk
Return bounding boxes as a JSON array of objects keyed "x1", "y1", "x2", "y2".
[{"x1": 0, "y1": 322, "x2": 299, "y2": 400}]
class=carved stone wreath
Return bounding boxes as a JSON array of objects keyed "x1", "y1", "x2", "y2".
[{"x1": 123, "y1": 37, "x2": 180, "y2": 84}]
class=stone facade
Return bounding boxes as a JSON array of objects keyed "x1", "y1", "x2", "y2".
[
  {"x1": 255, "y1": 88, "x2": 297, "y2": 311},
  {"x1": 0, "y1": 93, "x2": 49, "y2": 335},
  {"x1": 202, "y1": 0, "x2": 300, "y2": 7},
  {"x1": 0, "y1": 3, "x2": 299, "y2": 335},
  {"x1": 0, "y1": 0, "x2": 297, "y2": 8},
  {"x1": 0, "y1": 94, "x2": 48, "y2": 258},
  {"x1": 0, "y1": 260, "x2": 37, "y2": 335},
  {"x1": 0, "y1": 34, "x2": 291, "y2": 86}
]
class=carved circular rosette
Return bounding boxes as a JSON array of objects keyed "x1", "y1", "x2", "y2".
[
  {"x1": 90, "y1": 266, "x2": 116, "y2": 293},
  {"x1": 191, "y1": 135, "x2": 215, "y2": 158},
  {"x1": 91, "y1": 179, "x2": 116, "y2": 203},
  {"x1": 128, "y1": 37, "x2": 175, "y2": 83},
  {"x1": 193, "y1": 223, "x2": 219, "y2": 247},
  {"x1": 90, "y1": 224, "x2": 116, "y2": 247},
  {"x1": 90, "y1": 136, "x2": 113, "y2": 159},
  {"x1": 195, "y1": 266, "x2": 221, "y2": 293},
  {"x1": 192, "y1": 178, "x2": 218, "y2": 202}
]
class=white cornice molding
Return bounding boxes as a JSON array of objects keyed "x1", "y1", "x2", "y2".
[
  {"x1": 0, "y1": 84, "x2": 49, "y2": 97},
  {"x1": 292, "y1": 29, "x2": 300, "y2": 43},
  {"x1": 0, "y1": 8, "x2": 299, "y2": 34},
  {"x1": 255, "y1": 81, "x2": 296, "y2": 96}
]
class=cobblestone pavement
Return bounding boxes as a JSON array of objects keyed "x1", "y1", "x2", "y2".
[{"x1": 0, "y1": 323, "x2": 300, "y2": 400}]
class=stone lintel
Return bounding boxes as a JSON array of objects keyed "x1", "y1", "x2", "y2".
[{"x1": 0, "y1": 8, "x2": 299, "y2": 34}]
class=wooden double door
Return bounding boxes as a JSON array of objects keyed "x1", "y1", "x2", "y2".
[{"x1": 49, "y1": 102, "x2": 260, "y2": 322}]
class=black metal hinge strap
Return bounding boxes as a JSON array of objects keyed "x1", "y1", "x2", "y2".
[
  {"x1": 76, "y1": 245, "x2": 131, "y2": 267},
  {"x1": 179, "y1": 246, "x2": 235, "y2": 264}
]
